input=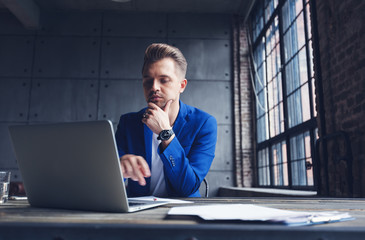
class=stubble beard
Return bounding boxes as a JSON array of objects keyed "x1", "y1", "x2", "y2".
[{"x1": 148, "y1": 98, "x2": 166, "y2": 109}]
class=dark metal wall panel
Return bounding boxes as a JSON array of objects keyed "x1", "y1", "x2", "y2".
[
  {"x1": 39, "y1": 12, "x2": 102, "y2": 36},
  {"x1": 211, "y1": 125, "x2": 234, "y2": 171},
  {"x1": 0, "y1": 79, "x2": 30, "y2": 122},
  {"x1": 33, "y1": 37, "x2": 100, "y2": 79},
  {"x1": 0, "y1": 123, "x2": 17, "y2": 169},
  {"x1": 103, "y1": 13, "x2": 167, "y2": 38},
  {"x1": 0, "y1": 12, "x2": 35, "y2": 35},
  {"x1": 29, "y1": 79, "x2": 98, "y2": 122},
  {"x1": 181, "y1": 80, "x2": 232, "y2": 125},
  {"x1": 101, "y1": 38, "x2": 166, "y2": 80},
  {"x1": 205, "y1": 170, "x2": 234, "y2": 196},
  {"x1": 168, "y1": 13, "x2": 231, "y2": 39},
  {"x1": 0, "y1": 123, "x2": 22, "y2": 181},
  {"x1": 0, "y1": 36, "x2": 34, "y2": 77},
  {"x1": 169, "y1": 39, "x2": 231, "y2": 81},
  {"x1": 98, "y1": 80, "x2": 146, "y2": 123}
]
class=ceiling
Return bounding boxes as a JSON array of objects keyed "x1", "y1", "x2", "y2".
[{"x1": 0, "y1": 0, "x2": 256, "y2": 29}]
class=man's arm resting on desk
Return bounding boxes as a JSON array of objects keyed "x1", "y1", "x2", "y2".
[{"x1": 158, "y1": 116, "x2": 217, "y2": 197}]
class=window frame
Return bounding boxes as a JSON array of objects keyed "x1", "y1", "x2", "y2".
[{"x1": 250, "y1": 0, "x2": 318, "y2": 190}]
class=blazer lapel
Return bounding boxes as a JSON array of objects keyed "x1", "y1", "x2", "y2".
[
  {"x1": 144, "y1": 124, "x2": 153, "y2": 168},
  {"x1": 173, "y1": 100, "x2": 188, "y2": 137}
]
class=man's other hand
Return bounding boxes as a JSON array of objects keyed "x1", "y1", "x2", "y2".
[{"x1": 120, "y1": 154, "x2": 151, "y2": 186}]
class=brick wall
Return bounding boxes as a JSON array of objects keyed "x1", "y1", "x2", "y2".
[
  {"x1": 314, "y1": 0, "x2": 365, "y2": 196},
  {"x1": 233, "y1": 17, "x2": 253, "y2": 187}
]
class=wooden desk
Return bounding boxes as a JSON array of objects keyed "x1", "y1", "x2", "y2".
[{"x1": 1, "y1": 197, "x2": 365, "y2": 240}]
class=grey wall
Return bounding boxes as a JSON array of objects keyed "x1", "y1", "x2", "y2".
[{"x1": 0, "y1": 11, "x2": 234, "y2": 197}]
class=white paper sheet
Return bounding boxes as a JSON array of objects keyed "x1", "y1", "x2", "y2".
[{"x1": 167, "y1": 204, "x2": 353, "y2": 226}]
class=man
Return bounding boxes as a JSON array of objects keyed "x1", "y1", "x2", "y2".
[{"x1": 115, "y1": 43, "x2": 217, "y2": 197}]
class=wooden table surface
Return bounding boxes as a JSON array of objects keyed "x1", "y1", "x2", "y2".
[{"x1": 1, "y1": 197, "x2": 365, "y2": 240}]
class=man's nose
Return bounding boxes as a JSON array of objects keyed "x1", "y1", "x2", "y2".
[{"x1": 151, "y1": 80, "x2": 160, "y2": 91}]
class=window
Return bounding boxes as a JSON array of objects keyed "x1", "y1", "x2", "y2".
[{"x1": 250, "y1": 0, "x2": 317, "y2": 189}]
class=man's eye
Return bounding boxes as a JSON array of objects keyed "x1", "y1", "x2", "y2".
[
  {"x1": 161, "y1": 79, "x2": 169, "y2": 83},
  {"x1": 143, "y1": 79, "x2": 152, "y2": 86}
]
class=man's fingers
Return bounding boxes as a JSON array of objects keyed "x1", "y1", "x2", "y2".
[
  {"x1": 147, "y1": 102, "x2": 158, "y2": 110},
  {"x1": 120, "y1": 154, "x2": 150, "y2": 186},
  {"x1": 136, "y1": 157, "x2": 151, "y2": 178},
  {"x1": 129, "y1": 157, "x2": 148, "y2": 186},
  {"x1": 121, "y1": 161, "x2": 142, "y2": 183},
  {"x1": 163, "y1": 99, "x2": 173, "y2": 113},
  {"x1": 121, "y1": 161, "x2": 133, "y2": 178}
]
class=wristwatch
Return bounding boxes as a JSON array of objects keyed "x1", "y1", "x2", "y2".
[{"x1": 157, "y1": 129, "x2": 174, "y2": 141}]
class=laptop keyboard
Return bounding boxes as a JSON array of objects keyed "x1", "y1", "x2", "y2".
[{"x1": 129, "y1": 201, "x2": 147, "y2": 206}]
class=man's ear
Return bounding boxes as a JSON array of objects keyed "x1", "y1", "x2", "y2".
[{"x1": 180, "y1": 79, "x2": 187, "y2": 93}]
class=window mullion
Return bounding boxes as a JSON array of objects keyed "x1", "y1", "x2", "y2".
[
  {"x1": 302, "y1": 0, "x2": 315, "y2": 119},
  {"x1": 277, "y1": 0, "x2": 292, "y2": 188},
  {"x1": 262, "y1": 1, "x2": 274, "y2": 187}
]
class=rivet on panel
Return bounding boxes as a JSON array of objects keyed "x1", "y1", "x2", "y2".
[
  {"x1": 105, "y1": 84, "x2": 109, "y2": 88},
  {"x1": 225, "y1": 116, "x2": 229, "y2": 119},
  {"x1": 53, "y1": 237, "x2": 64, "y2": 240},
  {"x1": 105, "y1": 71, "x2": 109, "y2": 75},
  {"x1": 103, "y1": 114, "x2": 107, "y2": 118}
]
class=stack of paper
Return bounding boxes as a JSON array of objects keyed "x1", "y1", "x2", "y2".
[{"x1": 167, "y1": 204, "x2": 353, "y2": 226}]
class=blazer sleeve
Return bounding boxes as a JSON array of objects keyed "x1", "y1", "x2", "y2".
[
  {"x1": 115, "y1": 114, "x2": 132, "y2": 158},
  {"x1": 158, "y1": 115, "x2": 217, "y2": 197}
]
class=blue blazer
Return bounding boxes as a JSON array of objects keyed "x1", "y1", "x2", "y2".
[{"x1": 115, "y1": 100, "x2": 217, "y2": 197}]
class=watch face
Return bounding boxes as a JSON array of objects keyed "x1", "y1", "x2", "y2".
[
  {"x1": 159, "y1": 129, "x2": 173, "y2": 140},
  {"x1": 162, "y1": 131, "x2": 170, "y2": 138}
]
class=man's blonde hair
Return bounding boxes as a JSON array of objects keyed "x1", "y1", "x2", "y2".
[{"x1": 142, "y1": 43, "x2": 187, "y2": 78}]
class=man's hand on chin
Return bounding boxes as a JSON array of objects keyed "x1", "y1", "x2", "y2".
[{"x1": 142, "y1": 100, "x2": 173, "y2": 135}]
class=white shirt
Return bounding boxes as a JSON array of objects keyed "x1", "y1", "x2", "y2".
[{"x1": 149, "y1": 133, "x2": 168, "y2": 197}]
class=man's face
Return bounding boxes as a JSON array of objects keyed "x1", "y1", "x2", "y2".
[{"x1": 142, "y1": 58, "x2": 186, "y2": 109}]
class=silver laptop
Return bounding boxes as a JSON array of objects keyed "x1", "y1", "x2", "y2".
[{"x1": 8, "y1": 120, "x2": 167, "y2": 212}]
